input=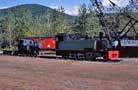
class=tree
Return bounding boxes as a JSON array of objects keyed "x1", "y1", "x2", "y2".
[
  {"x1": 56, "y1": 6, "x2": 72, "y2": 34},
  {"x1": 46, "y1": 9, "x2": 58, "y2": 36},
  {"x1": 86, "y1": 5, "x2": 102, "y2": 35},
  {"x1": 74, "y1": 4, "x2": 88, "y2": 34},
  {"x1": 0, "y1": 4, "x2": 75, "y2": 48},
  {"x1": 14, "y1": 8, "x2": 33, "y2": 39},
  {"x1": 0, "y1": 10, "x2": 15, "y2": 48}
]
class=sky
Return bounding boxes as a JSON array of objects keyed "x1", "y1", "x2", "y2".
[
  {"x1": 102, "y1": 0, "x2": 129, "y2": 7},
  {"x1": 0, "y1": 0, "x2": 130, "y2": 15}
]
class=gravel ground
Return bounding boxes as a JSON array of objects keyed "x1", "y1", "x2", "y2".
[{"x1": 0, "y1": 55, "x2": 138, "y2": 90}]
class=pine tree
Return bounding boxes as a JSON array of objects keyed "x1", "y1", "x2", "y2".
[
  {"x1": 14, "y1": 8, "x2": 33, "y2": 38},
  {"x1": 86, "y1": 5, "x2": 102, "y2": 36},
  {"x1": 0, "y1": 10, "x2": 15, "y2": 48},
  {"x1": 56, "y1": 6, "x2": 72, "y2": 34},
  {"x1": 74, "y1": 4, "x2": 88, "y2": 34}
]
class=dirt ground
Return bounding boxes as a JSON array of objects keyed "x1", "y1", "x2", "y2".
[{"x1": 0, "y1": 56, "x2": 138, "y2": 90}]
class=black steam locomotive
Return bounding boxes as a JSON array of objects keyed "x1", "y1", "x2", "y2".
[{"x1": 55, "y1": 33, "x2": 118, "y2": 60}]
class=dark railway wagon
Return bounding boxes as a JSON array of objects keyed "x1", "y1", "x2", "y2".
[
  {"x1": 14, "y1": 37, "x2": 55, "y2": 56},
  {"x1": 118, "y1": 39, "x2": 138, "y2": 57}
]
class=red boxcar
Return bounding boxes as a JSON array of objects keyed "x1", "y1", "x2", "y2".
[{"x1": 28, "y1": 37, "x2": 56, "y2": 50}]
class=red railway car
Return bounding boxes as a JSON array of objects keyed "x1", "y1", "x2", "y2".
[{"x1": 27, "y1": 37, "x2": 56, "y2": 50}]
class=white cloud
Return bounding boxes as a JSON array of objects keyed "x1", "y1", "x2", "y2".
[
  {"x1": 50, "y1": 6, "x2": 58, "y2": 9},
  {"x1": 102, "y1": 0, "x2": 129, "y2": 7},
  {"x1": 50, "y1": 5, "x2": 80, "y2": 16},
  {"x1": 65, "y1": 6, "x2": 80, "y2": 16},
  {"x1": 0, "y1": 6, "x2": 8, "y2": 9}
]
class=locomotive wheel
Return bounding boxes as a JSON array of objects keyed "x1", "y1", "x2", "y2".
[
  {"x1": 71, "y1": 52, "x2": 78, "y2": 60},
  {"x1": 74, "y1": 52, "x2": 78, "y2": 60},
  {"x1": 69, "y1": 52, "x2": 75, "y2": 59},
  {"x1": 62, "y1": 54, "x2": 69, "y2": 59},
  {"x1": 85, "y1": 52, "x2": 96, "y2": 61},
  {"x1": 103, "y1": 55, "x2": 109, "y2": 62},
  {"x1": 85, "y1": 53, "x2": 90, "y2": 60},
  {"x1": 77, "y1": 53, "x2": 85, "y2": 60},
  {"x1": 30, "y1": 50, "x2": 38, "y2": 57}
]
